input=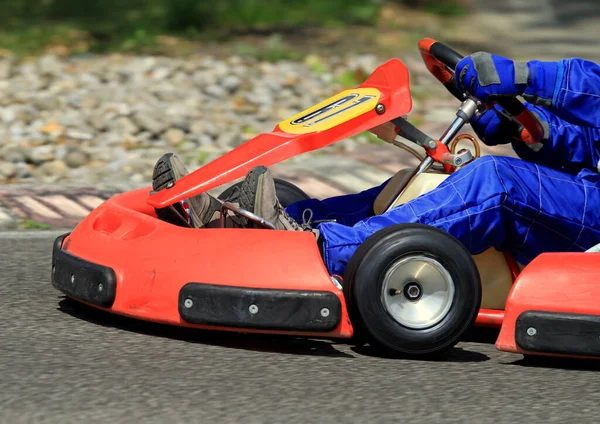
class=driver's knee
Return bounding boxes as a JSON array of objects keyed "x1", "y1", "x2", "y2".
[
  {"x1": 456, "y1": 154, "x2": 530, "y2": 183},
  {"x1": 444, "y1": 155, "x2": 509, "y2": 196},
  {"x1": 454, "y1": 155, "x2": 545, "y2": 204}
]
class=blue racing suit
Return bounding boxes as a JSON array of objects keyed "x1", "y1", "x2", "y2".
[{"x1": 284, "y1": 57, "x2": 600, "y2": 276}]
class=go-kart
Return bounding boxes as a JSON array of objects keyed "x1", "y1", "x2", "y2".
[{"x1": 51, "y1": 38, "x2": 600, "y2": 359}]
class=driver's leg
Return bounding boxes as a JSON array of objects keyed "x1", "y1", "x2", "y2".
[
  {"x1": 152, "y1": 153, "x2": 243, "y2": 228},
  {"x1": 283, "y1": 183, "x2": 388, "y2": 227},
  {"x1": 318, "y1": 155, "x2": 600, "y2": 276}
]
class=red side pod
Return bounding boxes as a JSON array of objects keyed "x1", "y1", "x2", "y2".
[{"x1": 497, "y1": 252, "x2": 600, "y2": 357}]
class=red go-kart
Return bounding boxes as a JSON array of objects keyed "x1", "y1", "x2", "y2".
[{"x1": 51, "y1": 39, "x2": 600, "y2": 359}]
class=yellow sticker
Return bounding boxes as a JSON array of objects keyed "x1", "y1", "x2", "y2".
[{"x1": 279, "y1": 88, "x2": 381, "y2": 134}]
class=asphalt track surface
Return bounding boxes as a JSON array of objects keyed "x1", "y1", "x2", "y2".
[{"x1": 2, "y1": 231, "x2": 600, "y2": 424}]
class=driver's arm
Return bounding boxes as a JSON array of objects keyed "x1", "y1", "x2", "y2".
[
  {"x1": 471, "y1": 101, "x2": 600, "y2": 174},
  {"x1": 458, "y1": 53, "x2": 600, "y2": 173},
  {"x1": 524, "y1": 58, "x2": 600, "y2": 128},
  {"x1": 510, "y1": 103, "x2": 600, "y2": 174},
  {"x1": 456, "y1": 54, "x2": 600, "y2": 129}
]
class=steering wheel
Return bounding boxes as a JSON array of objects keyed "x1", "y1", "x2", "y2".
[{"x1": 418, "y1": 38, "x2": 546, "y2": 145}]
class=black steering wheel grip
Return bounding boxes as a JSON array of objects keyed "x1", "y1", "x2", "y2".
[{"x1": 418, "y1": 38, "x2": 545, "y2": 144}]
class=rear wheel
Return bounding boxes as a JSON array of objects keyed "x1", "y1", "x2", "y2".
[{"x1": 344, "y1": 224, "x2": 481, "y2": 356}]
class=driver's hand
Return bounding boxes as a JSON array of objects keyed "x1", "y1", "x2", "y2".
[
  {"x1": 456, "y1": 53, "x2": 529, "y2": 102},
  {"x1": 470, "y1": 105, "x2": 518, "y2": 146}
]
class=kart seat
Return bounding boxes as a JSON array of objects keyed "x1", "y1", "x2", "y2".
[{"x1": 372, "y1": 168, "x2": 447, "y2": 215}]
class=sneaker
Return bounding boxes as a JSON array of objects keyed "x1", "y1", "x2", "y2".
[
  {"x1": 152, "y1": 153, "x2": 224, "y2": 228},
  {"x1": 238, "y1": 166, "x2": 318, "y2": 238}
]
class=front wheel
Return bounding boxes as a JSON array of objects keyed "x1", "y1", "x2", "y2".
[{"x1": 344, "y1": 224, "x2": 481, "y2": 356}]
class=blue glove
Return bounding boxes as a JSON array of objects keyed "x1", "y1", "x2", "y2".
[
  {"x1": 471, "y1": 102, "x2": 551, "y2": 147},
  {"x1": 470, "y1": 104, "x2": 515, "y2": 146},
  {"x1": 456, "y1": 52, "x2": 529, "y2": 102}
]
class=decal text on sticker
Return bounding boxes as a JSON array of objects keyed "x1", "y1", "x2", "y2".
[{"x1": 279, "y1": 88, "x2": 381, "y2": 135}]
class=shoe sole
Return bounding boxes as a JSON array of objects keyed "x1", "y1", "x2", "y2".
[
  {"x1": 152, "y1": 153, "x2": 216, "y2": 228},
  {"x1": 152, "y1": 154, "x2": 189, "y2": 226},
  {"x1": 238, "y1": 166, "x2": 267, "y2": 215}
]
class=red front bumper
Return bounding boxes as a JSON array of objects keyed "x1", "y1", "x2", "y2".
[{"x1": 51, "y1": 188, "x2": 354, "y2": 338}]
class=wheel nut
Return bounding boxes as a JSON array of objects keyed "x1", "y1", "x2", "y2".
[
  {"x1": 97, "y1": 283, "x2": 103, "y2": 292},
  {"x1": 183, "y1": 298, "x2": 193, "y2": 308},
  {"x1": 405, "y1": 283, "x2": 421, "y2": 299},
  {"x1": 249, "y1": 304, "x2": 259, "y2": 314},
  {"x1": 320, "y1": 308, "x2": 330, "y2": 318},
  {"x1": 527, "y1": 327, "x2": 537, "y2": 336}
]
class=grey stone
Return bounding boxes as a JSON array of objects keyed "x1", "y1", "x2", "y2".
[
  {"x1": 164, "y1": 128, "x2": 185, "y2": 146},
  {"x1": 27, "y1": 146, "x2": 55, "y2": 165},
  {"x1": 109, "y1": 117, "x2": 139, "y2": 135},
  {"x1": 266, "y1": 80, "x2": 281, "y2": 92},
  {"x1": 68, "y1": 94, "x2": 82, "y2": 109},
  {"x1": 217, "y1": 132, "x2": 245, "y2": 148},
  {"x1": 189, "y1": 120, "x2": 216, "y2": 138},
  {"x1": 0, "y1": 145, "x2": 27, "y2": 163},
  {"x1": 1, "y1": 108, "x2": 16, "y2": 124},
  {"x1": 58, "y1": 110, "x2": 89, "y2": 130},
  {"x1": 0, "y1": 207, "x2": 17, "y2": 230},
  {"x1": 196, "y1": 134, "x2": 214, "y2": 146},
  {"x1": 131, "y1": 173, "x2": 145, "y2": 183},
  {"x1": 0, "y1": 161, "x2": 17, "y2": 179},
  {"x1": 132, "y1": 112, "x2": 168, "y2": 135},
  {"x1": 38, "y1": 55, "x2": 63, "y2": 76},
  {"x1": 64, "y1": 149, "x2": 90, "y2": 168},
  {"x1": 33, "y1": 96, "x2": 59, "y2": 111},
  {"x1": 38, "y1": 160, "x2": 67, "y2": 177},
  {"x1": 0, "y1": 58, "x2": 13, "y2": 80},
  {"x1": 14, "y1": 162, "x2": 33, "y2": 178},
  {"x1": 178, "y1": 141, "x2": 197, "y2": 152},
  {"x1": 97, "y1": 133, "x2": 124, "y2": 147},
  {"x1": 168, "y1": 116, "x2": 191, "y2": 133},
  {"x1": 87, "y1": 111, "x2": 109, "y2": 131},
  {"x1": 245, "y1": 90, "x2": 273, "y2": 106},
  {"x1": 220, "y1": 75, "x2": 242, "y2": 93},
  {"x1": 54, "y1": 145, "x2": 67, "y2": 161},
  {"x1": 192, "y1": 71, "x2": 217, "y2": 87},
  {"x1": 204, "y1": 84, "x2": 226, "y2": 99},
  {"x1": 136, "y1": 132, "x2": 153, "y2": 143},
  {"x1": 152, "y1": 67, "x2": 172, "y2": 80},
  {"x1": 68, "y1": 166, "x2": 93, "y2": 183},
  {"x1": 65, "y1": 129, "x2": 94, "y2": 140}
]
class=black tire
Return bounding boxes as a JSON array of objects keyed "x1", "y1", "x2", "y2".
[
  {"x1": 343, "y1": 224, "x2": 481, "y2": 356},
  {"x1": 218, "y1": 178, "x2": 310, "y2": 207}
]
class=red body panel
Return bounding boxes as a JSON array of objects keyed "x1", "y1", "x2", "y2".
[
  {"x1": 497, "y1": 253, "x2": 600, "y2": 357},
  {"x1": 147, "y1": 59, "x2": 413, "y2": 208},
  {"x1": 475, "y1": 309, "x2": 505, "y2": 327},
  {"x1": 62, "y1": 189, "x2": 353, "y2": 338}
]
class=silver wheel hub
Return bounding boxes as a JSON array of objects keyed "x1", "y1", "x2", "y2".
[{"x1": 381, "y1": 255, "x2": 455, "y2": 329}]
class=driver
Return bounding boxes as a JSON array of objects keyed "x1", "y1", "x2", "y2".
[{"x1": 153, "y1": 52, "x2": 600, "y2": 277}]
